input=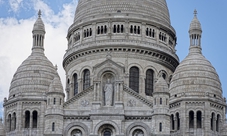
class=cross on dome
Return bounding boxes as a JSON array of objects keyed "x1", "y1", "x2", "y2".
[
  {"x1": 194, "y1": 9, "x2": 197, "y2": 17},
  {"x1": 38, "y1": 10, "x2": 42, "y2": 18}
]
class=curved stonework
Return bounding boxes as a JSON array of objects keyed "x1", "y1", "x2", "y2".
[
  {"x1": 126, "y1": 122, "x2": 151, "y2": 135},
  {"x1": 64, "y1": 122, "x2": 89, "y2": 136}
]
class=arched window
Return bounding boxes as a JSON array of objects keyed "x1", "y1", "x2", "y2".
[
  {"x1": 13, "y1": 112, "x2": 16, "y2": 130},
  {"x1": 8, "y1": 114, "x2": 12, "y2": 131},
  {"x1": 98, "y1": 26, "x2": 100, "y2": 34},
  {"x1": 145, "y1": 69, "x2": 154, "y2": 96},
  {"x1": 138, "y1": 26, "x2": 140, "y2": 34},
  {"x1": 87, "y1": 29, "x2": 89, "y2": 36},
  {"x1": 90, "y1": 28, "x2": 92, "y2": 36},
  {"x1": 160, "y1": 98, "x2": 162, "y2": 105},
  {"x1": 176, "y1": 112, "x2": 180, "y2": 130},
  {"x1": 146, "y1": 28, "x2": 149, "y2": 36},
  {"x1": 101, "y1": 26, "x2": 104, "y2": 34},
  {"x1": 134, "y1": 26, "x2": 137, "y2": 34},
  {"x1": 152, "y1": 29, "x2": 155, "y2": 37},
  {"x1": 103, "y1": 129, "x2": 111, "y2": 136},
  {"x1": 113, "y1": 25, "x2": 116, "y2": 33},
  {"x1": 189, "y1": 111, "x2": 194, "y2": 128},
  {"x1": 84, "y1": 30, "x2": 86, "y2": 38},
  {"x1": 197, "y1": 111, "x2": 202, "y2": 128},
  {"x1": 130, "y1": 25, "x2": 133, "y2": 33},
  {"x1": 71, "y1": 129, "x2": 82, "y2": 136},
  {"x1": 83, "y1": 69, "x2": 90, "y2": 90},
  {"x1": 73, "y1": 73, "x2": 78, "y2": 95},
  {"x1": 216, "y1": 114, "x2": 220, "y2": 132},
  {"x1": 25, "y1": 111, "x2": 30, "y2": 128},
  {"x1": 60, "y1": 98, "x2": 62, "y2": 105},
  {"x1": 117, "y1": 25, "x2": 120, "y2": 33},
  {"x1": 121, "y1": 25, "x2": 124, "y2": 33},
  {"x1": 211, "y1": 113, "x2": 215, "y2": 130},
  {"x1": 52, "y1": 122, "x2": 55, "y2": 131},
  {"x1": 171, "y1": 114, "x2": 175, "y2": 130},
  {"x1": 32, "y1": 111, "x2": 38, "y2": 128},
  {"x1": 159, "y1": 123, "x2": 162, "y2": 132},
  {"x1": 129, "y1": 66, "x2": 139, "y2": 93},
  {"x1": 53, "y1": 98, "x2": 56, "y2": 105},
  {"x1": 133, "y1": 129, "x2": 144, "y2": 136},
  {"x1": 104, "y1": 25, "x2": 107, "y2": 33}
]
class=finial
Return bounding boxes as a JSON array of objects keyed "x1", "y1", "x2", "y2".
[
  {"x1": 194, "y1": 9, "x2": 197, "y2": 17},
  {"x1": 55, "y1": 64, "x2": 58, "y2": 70},
  {"x1": 38, "y1": 10, "x2": 42, "y2": 18}
]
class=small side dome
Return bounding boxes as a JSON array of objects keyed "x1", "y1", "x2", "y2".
[
  {"x1": 33, "y1": 10, "x2": 45, "y2": 32},
  {"x1": 49, "y1": 73, "x2": 64, "y2": 93},
  {"x1": 189, "y1": 10, "x2": 202, "y2": 32},
  {"x1": 154, "y1": 77, "x2": 169, "y2": 93}
]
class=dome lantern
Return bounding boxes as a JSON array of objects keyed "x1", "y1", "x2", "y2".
[
  {"x1": 32, "y1": 10, "x2": 46, "y2": 53},
  {"x1": 189, "y1": 10, "x2": 202, "y2": 51}
]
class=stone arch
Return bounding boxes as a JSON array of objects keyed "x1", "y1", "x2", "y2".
[
  {"x1": 128, "y1": 63, "x2": 143, "y2": 74},
  {"x1": 94, "y1": 120, "x2": 120, "y2": 135},
  {"x1": 70, "y1": 70, "x2": 79, "y2": 81},
  {"x1": 64, "y1": 122, "x2": 89, "y2": 136},
  {"x1": 144, "y1": 65, "x2": 158, "y2": 77},
  {"x1": 96, "y1": 67, "x2": 119, "y2": 81},
  {"x1": 79, "y1": 66, "x2": 93, "y2": 78},
  {"x1": 126, "y1": 122, "x2": 151, "y2": 135},
  {"x1": 158, "y1": 70, "x2": 168, "y2": 80}
]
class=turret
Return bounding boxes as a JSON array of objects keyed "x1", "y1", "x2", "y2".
[
  {"x1": 152, "y1": 77, "x2": 170, "y2": 135},
  {"x1": 44, "y1": 67, "x2": 65, "y2": 136}
]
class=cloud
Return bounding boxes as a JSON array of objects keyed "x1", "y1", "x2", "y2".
[
  {"x1": 9, "y1": 0, "x2": 23, "y2": 12},
  {"x1": 0, "y1": 0, "x2": 77, "y2": 118}
]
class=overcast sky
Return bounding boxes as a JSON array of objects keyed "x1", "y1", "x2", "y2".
[{"x1": 0, "y1": 0, "x2": 227, "y2": 118}]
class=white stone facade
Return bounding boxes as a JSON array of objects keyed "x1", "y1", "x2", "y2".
[{"x1": 2, "y1": 1, "x2": 227, "y2": 136}]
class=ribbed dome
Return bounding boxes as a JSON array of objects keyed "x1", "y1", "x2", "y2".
[
  {"x1": 9, "y1": 52, "x2": 58, "y2": 98},
  {"x1": 74, "y1": 0, "x2": 170, "y2": 26},
  {"x1": 33, "y1": 10, "x2": 45, "y2": 32},
  {"x1": 189, "y1": 10, "x2": 202, "y2": 32},
  {"x1": 154, "y1": 77, "x2": 168, "y2": 93},
  {"x1": 49, "y1": 74, "x2": 64, "y2": 93},
  {"x1": 169, "y1": 46, "x2": 222, "y2": 98}
]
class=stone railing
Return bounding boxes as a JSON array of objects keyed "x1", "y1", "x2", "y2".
[{"x1": 64, "y1": 85, "x2": 94, "y2": 107}]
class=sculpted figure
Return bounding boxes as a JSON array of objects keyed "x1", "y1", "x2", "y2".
[{"x1": 104, "y1": 79, "x2": 113, "y2": 106}]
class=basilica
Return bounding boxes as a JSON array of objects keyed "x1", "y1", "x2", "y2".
[{"x1": 1, "y1": 0, "x2": 227, "y2": 136}]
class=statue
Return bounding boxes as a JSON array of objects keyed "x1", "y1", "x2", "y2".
[{"x1": 104, "y1": 79, "x2": 113, "y2": 106}]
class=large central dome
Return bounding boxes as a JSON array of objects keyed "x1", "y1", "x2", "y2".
[{"x1": 74, "y1": 0, "x2": 170, "y2": 26}]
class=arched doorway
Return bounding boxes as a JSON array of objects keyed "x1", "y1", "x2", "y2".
[
  {"x1": 98, "y1": 124, "x2": 116, "y2": 136},
  {"x1": 133, "y1": 129, "x2": 144, "y2": 136},
  {"x1": 71, "y1": 129, "x2": 82, "y2": 136}
]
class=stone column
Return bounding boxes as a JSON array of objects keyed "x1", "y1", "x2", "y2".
[
  {"x1": 213, "y1": 116, "x2": 216, "y2": 132},
  {"x1": 115, "y1": 82, "x2": 119, "y2": 102},
  {"x1": 79, "y1": 26, "x2": 83, "y2": 44},
  {"x1": 78, "y1": 78, "x2": 82, "y2": 93},
  {"x1": 194, "y1": 115, "x2": 197, "y2": 129},
  {"x1": 119, "y1": 82, "x2": 123, "y2": 101},
  {"x1": 93, "y1": 82, "x2": 97, "y2": 101},
  {"x1": 156, "y1": 27, "x2": 160, "y2": 44},
  {"x1": 141, "y1": 22, "x2": 146, "y2": 41},
  {"x1": 97, "y1": 81, "x2": 101, "y2": 101},
  {"x1": 30, "y1": 113, "x2": 33, "y2": 129},
  {"x1": 174, "y1": 117, "x2": 177, "y2": 131}
]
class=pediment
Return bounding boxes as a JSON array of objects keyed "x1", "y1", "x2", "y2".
[
  {"x1": 93, "y1": 58, "x2": 125, "y2": 80},
  {"x1": 63, "y1": 86, "x2": 94, "y2": 109},
  {"x1": 123, "y1": 85, "x2": 153, "y2": 109}
]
